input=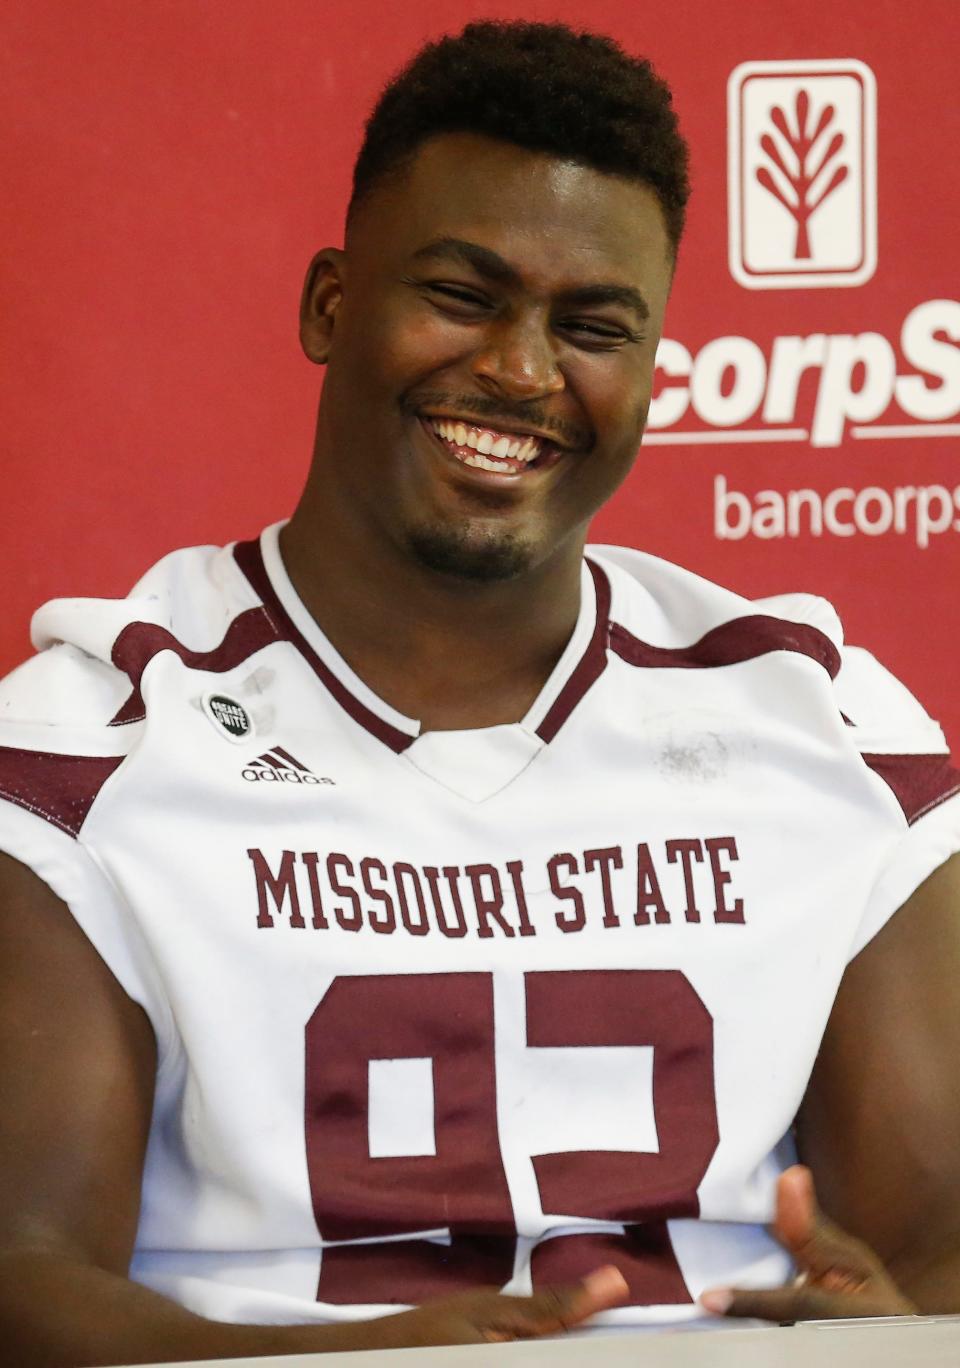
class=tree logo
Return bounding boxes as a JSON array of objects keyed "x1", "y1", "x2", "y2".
[{"x1": 728, "y1": 60, "x2": 876, "y2": 290}]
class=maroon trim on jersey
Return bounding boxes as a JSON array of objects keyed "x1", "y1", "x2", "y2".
[
  {"x1": 861, "y1": 752, "x2": 960, "y2": 826},
  {"x1": 108, "y1": 606, "x2": 277, "y2": 725},
  {"x1": 535, "y1": 560, "x2": 612, "y2": 744},
  {"x1": 0, "y1": 746, "x2": 124, "y2": 838},
  {"x1": 608, "y1": 613, "x2": 842, "y2": 680},
  {"x1": 232, "y1": 538, "x2": 415, "y2": 755}
]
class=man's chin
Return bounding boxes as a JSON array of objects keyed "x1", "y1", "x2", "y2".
[{"x1": 407, "y1": 526, "x2": 532, "y2": 583}]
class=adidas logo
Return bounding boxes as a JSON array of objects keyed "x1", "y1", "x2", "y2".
[{"x1": 241, "y1": 746, "x2": 334, "y2": 786}]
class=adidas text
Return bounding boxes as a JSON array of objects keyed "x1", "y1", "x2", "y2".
[
  {"x1": 243, "y1": 768, "x2": 332, "y2": 785},
  {"x1": 241, "y1": 746, "x2": 335, "y2": 786}
]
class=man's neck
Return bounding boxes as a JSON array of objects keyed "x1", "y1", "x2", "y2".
[{"x1": 278, "y1": 505, "x2": 584, "y2": 734}]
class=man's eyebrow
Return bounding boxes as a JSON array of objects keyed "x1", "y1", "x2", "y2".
[
  {"x1": 410, "y1": 237, "x2": 520, "y2": 285},
  {"x1": 558, "y1": 284, "x2": 649, "y2": 323},
  {"x1": 410, "y1": 237, "x2": 649, "y2": 322}
]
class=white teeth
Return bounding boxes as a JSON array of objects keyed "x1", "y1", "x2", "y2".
[
  {"x1": 427, "y1": 417, "x2": 544, "y2": 468},
  {"x1": 464, "y1": 452, "x2": 513, "y2": 472}
]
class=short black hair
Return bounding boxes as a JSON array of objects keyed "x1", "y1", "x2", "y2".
[{"x1": 348, "y1": 20, "x2": 690, "y2": 251}]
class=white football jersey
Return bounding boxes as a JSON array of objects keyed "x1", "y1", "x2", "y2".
[{"x1": 1, "y1": 522, "x2": 958, "y2": 1331}]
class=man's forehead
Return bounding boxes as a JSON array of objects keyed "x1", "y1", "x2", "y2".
[
  {"x1": 402, "y1": 132, "x2": 659, "y2": 217},
  {"x1": 363, "y1": 133, "x2": 671, "y2": 281}
]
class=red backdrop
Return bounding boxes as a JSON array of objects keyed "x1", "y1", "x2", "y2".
[{"x1": 2, "y1": 0, "x2": 958, "y2": 747}]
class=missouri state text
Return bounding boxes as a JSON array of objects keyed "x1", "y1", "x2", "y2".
[{"x1": 247, "y1": 838, "x2": 746, "y2": 938}]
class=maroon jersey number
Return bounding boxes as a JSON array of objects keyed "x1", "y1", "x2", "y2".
[{"x1": 305, "y1": 969, "x2": 716, "y2": 1306}]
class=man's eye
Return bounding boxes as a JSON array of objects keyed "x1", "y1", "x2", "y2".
[
  {"x1": 425, "y1": 284, "x2": 491, "y2": 310},
  {"x1": 560, "y1": 320, "x2": 640, "y2": 347}
]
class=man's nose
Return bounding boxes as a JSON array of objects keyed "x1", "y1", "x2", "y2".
[{"x1": 470, "y1": 316, "x2": 565, "y2": 401}]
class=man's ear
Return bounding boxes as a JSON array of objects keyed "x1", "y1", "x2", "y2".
[{"x1": 300, "y1": 249, "x2": 346, "y2": 364}]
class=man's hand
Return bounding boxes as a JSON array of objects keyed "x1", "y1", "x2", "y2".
[
  {"x1": 357, "y1": 1265, "x2": 629, "y2": 1348},
  {"x1": 700, "y1": 1165, "x2": 917, "y2": 1322}
]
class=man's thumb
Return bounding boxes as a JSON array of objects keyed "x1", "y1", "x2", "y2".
[
  {"x1": 513, "y1": 1266, "x2": 629, "y2": 1334},
  {"x1": 773, "y1": 1165, "x2": 883, "y2": 1286},
  {"x1": 774, "y1": 1164, "x2": 817, "y2": 1254}
]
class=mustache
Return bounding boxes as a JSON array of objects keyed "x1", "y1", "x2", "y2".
[{"x1": 404, "y1": 389, "x2": 590, "y2": 450}]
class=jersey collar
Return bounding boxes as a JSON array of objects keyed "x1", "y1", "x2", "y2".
[{"x1": 233, "y1": 523, "x2": 611, "y2": 757}]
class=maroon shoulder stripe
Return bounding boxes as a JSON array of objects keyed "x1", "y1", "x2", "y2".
[
  {"x1": 109, "y1": 605, "x2": 277, "y2": 725},
  {"x1": 861, "y1": 752, "x2": 960, "y2": 826},
  {"x1": 0, "y1": 746, "x2": 124, "y2": 838},
  {"x1": 609, "y1": 613, "x2": 841, "y2": 680},
  {"x1": 535, "y1": 560, "x2": 612, "y2": 744},
  {"x1": 233, "y1": 539, "x2": 414, "y2": 755}
]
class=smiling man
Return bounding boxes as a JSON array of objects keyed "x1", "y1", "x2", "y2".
[
  {"x1": 2, "y1": 20, "x2": 960, "y2": 1368},
  {"x1": 281, "y1": 126, "x2": 674, "y2": 734}
]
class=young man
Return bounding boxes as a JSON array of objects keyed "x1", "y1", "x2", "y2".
[{"x1": 1, "y1": 20, "x2": 959, "y2": 1366}]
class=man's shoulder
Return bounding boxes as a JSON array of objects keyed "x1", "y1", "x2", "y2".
[
  {"x1": 0, "y1": 536, "x2": 263, "y2": 734},
  {"x1": 586, "y1": 542, "x2": 957, "y2": 829},
  {"x1": 586, "y1": 541, "x2": 843, "y2": 669}
]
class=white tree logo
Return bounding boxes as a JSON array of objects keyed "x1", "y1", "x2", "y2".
[{"x1": 755, "y1": 90, "x2": 848, "y2": 259}]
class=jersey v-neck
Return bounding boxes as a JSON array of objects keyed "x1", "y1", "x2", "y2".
[{"x1": 235, "y1": 523, "x2": 611, "y2": 802}]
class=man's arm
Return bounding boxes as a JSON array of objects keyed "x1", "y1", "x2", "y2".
[
  {"x1": 0, "y1": 852, "x2": 626, "y2": 1367},
  {"x1": 705, "y1": 850, "x2": 960, "y2": 1321},
  {"x1": 796, "y1": 849, "x2": 960, "y2": 1310}
]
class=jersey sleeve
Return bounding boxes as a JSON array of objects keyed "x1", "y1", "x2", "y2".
[
  {"x1": 0, "y1": 637, "x2": 176, "y2": 1055},
  {"x1": 0, "y1": 573, "x2": 227, "y2": 1059},
  {"x1": 751, "y1": 591, "x2": 960, "y2": 959},
  {"x1": 835, "y1": 645, "x2": 960, "y2": 958}
]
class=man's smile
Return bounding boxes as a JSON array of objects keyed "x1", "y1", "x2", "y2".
[{"x1": 418, "y1": 415, "x2": 568, "y2": 478}]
